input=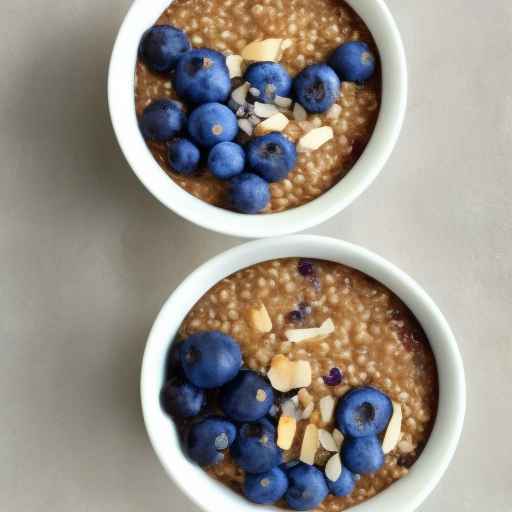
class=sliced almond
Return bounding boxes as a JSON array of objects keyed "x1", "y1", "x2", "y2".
[
  {"x1": 231, "y1": 82, "x2": 250, "y2": 106},
  {"x1": 326, "y1": 103, "x2": 342, "y2": 120},
  {"x1": 325, "y1": 453, "x2": 342, "y2": 481},
  {"x1": 297, "y1": 126, "x2": 334, "y2": 152},
  {"x1": 277, "y1": 415, "x2": 297, "y2": 450},
  {"x1": 254, "y1": 102, "x2": 281, "y2": 118},
  {"x1": 267, "y1": 355, "x2": 312, "y2": 392},
  {"x1": 241, "y1": 38, "x2": 284, "y2": 62},
  {"x1": 238, "y1": 118, "x2": 254, "y2": 136},
  {"x1": 291, "y1": 360, "x2": 312, "y2": 389},
  {"x1": 319, "y1": 429, "x2": 339, "y2": 452},
  {"x1": 254, "y1": 112, "x2": 289, "y2": 136},
  {"x1": 285, "y1": 318, "x2": 335, "y2": 343},
  {"x1": 248, "y1": 302, "x2": 272, "y2": 333},
  {"x1": 293, "y1": 103, "x2": 308, "y2": 122},
  {"x1": 267, "y1": 355, "x2": 293, "y2": 392},
  {"x1": 332, "y1": 428, "x2": 345, "y2": 449},
  {"x1": 382, "y1": 401, "x2": 403, "y2": 454},
  {"x1": 275, "y1": 96, "x2": 293, "y2": 108},
  {"x1": 226, "y1": 54, "x2": 244, "y2": 78},
  {"x1": 249, "y1": 87, "x2": 261, "y2": 97},
  {"x1": 319, "y1": 395, "x2": 336, "y2": 424},
  {"x1": 301, "y1": 402, "x2": 315, "y2": 419},
  {"x1": 300, "y1": 424, "x2": 319, "y2": 465},
  {"x1": 298, "y1": 388, "x2": 313, "y2": 407}
]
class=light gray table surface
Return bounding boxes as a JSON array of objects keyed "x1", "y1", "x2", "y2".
[{"x1": 1, "y1": 0, "x2": 511, "y2": 510}]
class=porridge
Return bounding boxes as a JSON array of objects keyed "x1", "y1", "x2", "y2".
[
  {"x1": 161, "y1": 258, "x2": 438, "y2": 511},
  {"x1": 135, "y1": 0, "x2": 381, "y2": 214}
]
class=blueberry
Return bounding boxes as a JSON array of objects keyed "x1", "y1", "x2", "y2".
[
  {"x1": 341, "y1": 435, "x2": 384, "y2": 475},
  {"x1": 188, "y1": 102, "x2": 238, "y2": 148},
  {"x1": 244, "y1": 467, "x2": 289, "y2": 505},
  {"x1": 187, "y1": 416, "x2": 236, "y2": 466},
  {"x1": 230, "y1": 173, "x2": 270, "y2": 214},
  {"x1": 167, "y1": 138, "x2": 201, "y2": 175},
  {"x1": 329, "y1": 42, "x2": 376, "y2": 83},
  {"x1": 247, "y1": 132, "x2": 297, "y2": 182},
  {"x1": 335, "y1": 386, "x2": 392, "y2": 437},
  {"x1": 326, "y1": 464, "x2": 356, "y2": 497},
  {"x1": 293, "y1": 64, "x2": 341, "y2": 113},
  {"x1": 208, "y1": 141, "x2": 245, "y2": 180},
  {"x1": 220, "y1": 370, "x2": 274, "y2": 422},
  {"x1": 139, "y1": 99, "x2": 186, "y2": 142},
  {"x1": 231, "y1": 418, "x2": 282, "y2": 474},
  {"x1": 161, "y1": 377, "x2": 205, "y2": 418},
  {"x1": 180, "y1": 331, "x2": 242, "y2": 389},
  {"x1": 244, "y1": 62, "x2": 292, "y2": 103},
  {"x1": 284, "y1": 463, "x2": 328, "y2": 511},
  {"x1": 139, "y1": 25, "x2": 191, "y2": 73},
  {"x1": 175, "y1": 49, "x2": 231, "y2": 104}
]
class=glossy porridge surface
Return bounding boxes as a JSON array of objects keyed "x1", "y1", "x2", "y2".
[
  {"x1": 135, "y1": 0, "x2": 381, "y2": 213},
  {"x1": 176, "y1": 258, "x2": 438, "y2": 511}
]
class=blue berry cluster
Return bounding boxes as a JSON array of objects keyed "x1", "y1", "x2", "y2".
[
  {"x1": 162, "y1": 325, "x2": 393, "y2": 510},
  {"x1": 138, "y1": 25, "x2": 375, "y2": 214}
]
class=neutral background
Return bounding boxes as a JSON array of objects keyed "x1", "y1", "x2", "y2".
[{"x1": 1, "y1": 0, "x2": 511, "y2": 510}]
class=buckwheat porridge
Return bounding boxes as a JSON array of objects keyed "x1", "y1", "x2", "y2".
[
  {"x1": 135, "y1": 0, "x2": 381, "y2": 214},
  {"x1": 162, "y1": 258, "x2": 438, "y2": 511}
]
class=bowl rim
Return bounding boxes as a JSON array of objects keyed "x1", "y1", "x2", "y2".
[
  {"x1": 108, "y1": 0, "x2": 407, "y2": 238},
  {"x1": 141, "y1": 235, "x2": 466, "y2": 512}
]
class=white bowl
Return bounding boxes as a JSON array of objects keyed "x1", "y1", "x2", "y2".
[
  {"x1": 141, "y1": 235, "x2": 466, "y2": 512},
  {"x1": 108, "y1": 0, "x2": 407, "y2": 238}
]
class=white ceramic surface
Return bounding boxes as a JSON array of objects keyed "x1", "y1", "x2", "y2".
[
  {"x1": 141, "y1": 235, "x2": 466, "y2": 512},
  {"x1": 108, "y1": 0, "x2": 407, "y2": 238}
]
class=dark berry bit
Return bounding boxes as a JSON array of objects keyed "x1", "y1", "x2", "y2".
[
  {"x1": 297, "y1": 259, "x2": 315, "y2": 277},
  {"x1": 286, "y1": 310, "x2": 303, "y2": 323},
  {"x1": 323, "y1": 367, "x2": 343, "y2": 386}
]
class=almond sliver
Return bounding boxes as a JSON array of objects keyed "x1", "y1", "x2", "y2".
[
  {"x1": 293, "y1": 103, "x2": 307, "y2": 122},
  {"x1": 254, "y1": 102, "x2": 280, "y2": 118},
  {"x1": 277, "y1": 415, "x2": 297, "y2": 450},
  {"x1": 319, "y1": 429, "x2": 339, "y2": 452},
  {"x1": 301, "y1": 402, "x2": 314, "y2": 420},
  {"x1": 248, "y1": 302, "x2": 272, "y2": 333},
  {"x1": 382, "y1": 401, "x2": 403, "y2": 454},
  {"x1": 291, "y1": 360, "x2": 312, "y2": 389},
  {"x1": 325, "y1": 453, "x2": 342, "y2": 481},
  {"x1": 319, "y1": 395, "x2": 336, "y2": 424},
  {"x1": 241, "y1": 38, "x2": 284, "y2": 62},
  {"x1": 226, "y1": 54, "x2": 244, "y2": 78},
  {"x1": 297, "y1": 126, "x2": 334, "y2": 152},
  {"x1": 332, "y1": 428, "x2": 345, "y2": 449},
  {"x1": 254, "y1": 112, "x2": 289, "y2": 136},
  {"x1": 285, "y1": 318, "x2": 335, "y2": 343},
  {"x1": 300, "y1": 424, "x2": 319, "y2": 465},
  {"x1": 267, "y1": 355, "x2": 293, "y2": 392}
]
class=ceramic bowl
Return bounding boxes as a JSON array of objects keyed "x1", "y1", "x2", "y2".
[
  {"x1": 108, "y1": 0, "x2": 407, "y2": 237},
  {"x1": 141, "y1": 235, "x2": 465, "y2": 512}
]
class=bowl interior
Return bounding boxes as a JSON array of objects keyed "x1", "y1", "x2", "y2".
[
  {"x1": 141, "y1": 236, "x2": 465, "y2": 512},
  {"x1": 108, "y1": 0, "x2": 407, "y2": 237}
]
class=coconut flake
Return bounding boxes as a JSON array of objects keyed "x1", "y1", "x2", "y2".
[
  {"x1": 319, "y1": 395, "x2": 336, "y2": 423},
  {"x1": 325, "y1": 453, "x2": 342, "y2": 481},
  {"x1": 285, "y1": 318, "x2": 335, "y2": 343},
  {"x1": 382, "y1": 401, "x2": 403, "y2": 454}
]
